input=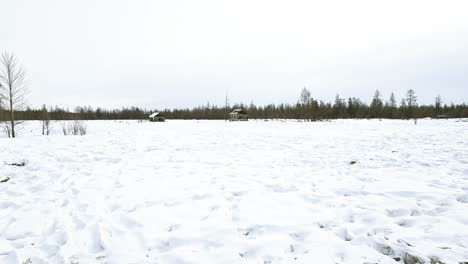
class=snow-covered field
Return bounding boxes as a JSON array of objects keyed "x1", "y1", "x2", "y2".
[{"x1": 1, "y1": 119, "x2": 467, "y2": 264}]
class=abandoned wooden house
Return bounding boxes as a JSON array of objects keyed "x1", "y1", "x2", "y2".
[
  {"x1": 149, "y1": 112, "x2": 165, "y2": 122},
  {"x1": 229, "y1": 109, "x2": 248, "y2": 121}
]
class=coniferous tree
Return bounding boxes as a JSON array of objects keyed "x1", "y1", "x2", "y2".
[
  {"x1": 405, "y1": 89, "x2": 418, "y2": 118},
  {"x1": 347, "y1": 98, "x2": 355, "y2": 118},
  {"x1": 400, "y1": 98, "x2": 407, "y2": 119},
  {"x1": 370, "y1": 90, "x2": 383, "y2": 118},
  {"x1": 333, "y1": 94, "x2": 347, "y2": 118},
  {"x1": 388, "y1": 92, "x2": 397, "y2": 118}
]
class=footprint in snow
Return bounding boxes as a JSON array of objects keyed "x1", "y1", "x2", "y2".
[
  {"x1": 237, "y1": 226, "x2": 267, "y2": 239},
  {"x1": 302, "y1": 195, "x2": 320, "y2": 204},
  {"x1": 386, "y1": 208, "x2": 411, "y2": 218},
  {"x1": 288, "y1": 244, "x2": 309, "y2": 255},
  {"x1": 72, "y1": 216, "x2": 86, "y2": 230},
  {"x1": 0, "y1": 201, "x2": 17, "y2": 209},
  {"x1": 289, "y1": 232, "x2": 310, "y2": 242},
  {"x1": 163, "y1": 201, "x2": 180, "y2": 207},
  {"x1": 334, "y1": 227, "x2": 354, "y2": 242},
  {"x1": 232, "y1": 191, "x2": 246, "y2": 197},
  {"x1": 267, "y1": 185, "x2": 298, "y2": 193},
  {"x1": 119, "y1": 215, "x2": 142, "y2": 229},
  {"x1": 166, "y1": 224, "x2": 180, "y2": 232},
  {"x1": 192, "y1": 194, "x2": 210, "y2": 200},
  {"x1": 86, "y1": 224, "x2": 105, "y2": 254},
  {"x1": 396, "y1": 218, "x2": 418, "y2": 227},
  {"x1": 456, "y1": 194, "x2": 468, "y2": 203}
]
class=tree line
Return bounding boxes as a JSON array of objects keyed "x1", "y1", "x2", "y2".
[
  {"x1": 10, "y1": 88, "x2": 468, "y2": 121},
  {"x1": 1, "y1": 52, "x2": 468, "y2": 138}
]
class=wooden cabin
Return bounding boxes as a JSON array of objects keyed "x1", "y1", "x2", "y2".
[
  {"x1": 229, "y1": 109, "x2": 248, "y2": 121},
  {"x1": 149, "y1": 112, "x2": 165, "y2": 122}
]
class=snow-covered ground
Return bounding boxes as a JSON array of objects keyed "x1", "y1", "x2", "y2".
[{"x1": 1, "y1": 119, "x2": 467, "y2": 264}]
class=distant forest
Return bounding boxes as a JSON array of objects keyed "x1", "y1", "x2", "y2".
[{"x1": 5, "y1": 89, "x2": 468, "y2": 121}]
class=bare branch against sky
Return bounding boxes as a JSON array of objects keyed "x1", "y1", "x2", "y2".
[
  {"x1": 1, "y1": 0, "x2": 467, "y2": 109},
  {"x1": 0, "y1": 52, "x2": 29, "y2": 137}
]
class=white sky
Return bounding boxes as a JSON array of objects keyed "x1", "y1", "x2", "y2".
[{"x1": 1, "y1": 0, "x2": 468, "y2": 109}]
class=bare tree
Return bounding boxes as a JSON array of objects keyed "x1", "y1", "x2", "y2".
[
  {"x1": 299, "y1": 87, "x2": 311, "y2": 105},
  {"x1": 61, "y1": 120, "x2": 87, "y2": 136},
  {"x1": 0, "y1": 52, "x2": 28, "y2": 138},
  {"x1": 41, "y1": 104, "x2": 51, "y2": 135},
  {"x1": 435, "y1": 95, "x2": 442, "y2": 117},
  {"x1": 299, "y1": 87, "x2": 311, "y2": 121},
  {"x1": 61, "y1": 121, "x2": 68, "y2": 135}
]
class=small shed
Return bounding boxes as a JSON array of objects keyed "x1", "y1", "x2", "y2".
[
  {"x1": 149, "y1": 112, "x2": 165, "y2": 122},
  {"x1": 229, "y1": 109, "x2": 248, "y2": 121},
  {"x1": 436, "y1": 115, "x2": 448, "y2": 119}
]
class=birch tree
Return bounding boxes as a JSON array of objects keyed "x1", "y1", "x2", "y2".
[{"x1": 0, "y1": 52, "x2": 28, "y2": 138}]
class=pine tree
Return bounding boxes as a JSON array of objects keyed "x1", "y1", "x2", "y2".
[
  {"x1": 370, "y1": 90, "x2": 383, "y2": 118},
  {"x1": 405, "y1": 89, "x2": 417, "y2": 118},
  {"x1": 400, "y1": 98, "x2": 407, "y2": 118},
  {"x1": 388, "y1": 92, "x2": 397, "y2": 118}
]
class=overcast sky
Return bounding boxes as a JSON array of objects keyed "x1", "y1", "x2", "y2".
[{"x1": 1, "y1": 0, "x2": 468, "y2": 109}]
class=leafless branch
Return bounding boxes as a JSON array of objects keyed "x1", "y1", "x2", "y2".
[{"x1": 0, "y1": 52, "x2": 29, "y2": 138}]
